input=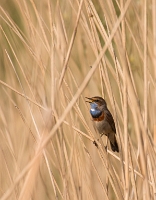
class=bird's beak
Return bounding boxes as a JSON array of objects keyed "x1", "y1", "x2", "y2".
[{"x1": 85, "y1": 97, "x2": 94, "y2": 103}]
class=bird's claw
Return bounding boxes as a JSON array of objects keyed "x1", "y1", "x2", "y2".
[
  {"x1": 93, "y1": 140, "x2": 107, "y2": 152},
  {"x1": 93, "y1": 140, "x2": 98, "y2": 148}
]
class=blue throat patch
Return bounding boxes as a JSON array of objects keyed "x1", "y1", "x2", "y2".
[{"x1": 90, "y1": 103, "x2": 102, "y2": 118}]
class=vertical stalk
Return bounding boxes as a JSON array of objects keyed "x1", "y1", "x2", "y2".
[
  {"x1": 152, "y1": 0, "x2": 156, "y2": 145},
  {"x1": 143, "y1": 0, "x2": 147, "y2": 133},
  {"x1": 120, "y1": 0, "x2": 129, "y2": 199}
]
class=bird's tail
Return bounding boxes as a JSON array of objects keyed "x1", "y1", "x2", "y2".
[{"x1": 109, "y1": 134, "x2": 119, "y2": 152}]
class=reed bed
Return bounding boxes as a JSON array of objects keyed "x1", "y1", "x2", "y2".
[{"x1": 0, "y1": 0, "x2": 156, "y2": 199}]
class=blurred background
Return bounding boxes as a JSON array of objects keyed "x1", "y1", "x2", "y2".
[{"x1": 0, "y1": 0, "x2": 156, "y2": 199}]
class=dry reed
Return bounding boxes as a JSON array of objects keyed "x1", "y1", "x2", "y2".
[{"x1": 0, "y1": 0, "x2": 155, "y2": 199}]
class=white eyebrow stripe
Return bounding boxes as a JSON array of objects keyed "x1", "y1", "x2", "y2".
[{"x1": 91, "y1": 108, "x2": 96, "y2": 111}]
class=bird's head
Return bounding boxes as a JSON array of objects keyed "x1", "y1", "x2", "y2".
[
  {"x1": 85, "y1": 96, "x2": 107, "y2": 108},
  {"x1": 85, "y1": 96, "x2": 107, "y2": 118}
]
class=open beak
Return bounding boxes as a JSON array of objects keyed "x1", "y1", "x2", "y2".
[{"x1": 85, "y1": 97, "x2": 94, "y2": 103}]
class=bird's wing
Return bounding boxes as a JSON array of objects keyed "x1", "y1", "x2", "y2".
[{"x1": 105, "y1": 109, "x2": 116, "y2": 133}]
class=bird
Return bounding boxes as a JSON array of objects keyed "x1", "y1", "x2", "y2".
[{"x1": 86, "y1": 96, "x2": 119, "y2": 152}]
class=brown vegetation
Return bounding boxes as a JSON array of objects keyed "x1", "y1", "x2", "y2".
[{"x1": 0, "y1": 0, "x2": 156, "y2": 199}]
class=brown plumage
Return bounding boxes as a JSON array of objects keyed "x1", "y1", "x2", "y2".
[{"x1": 86, "y1": 96, "x2": 119, "y2": 152}]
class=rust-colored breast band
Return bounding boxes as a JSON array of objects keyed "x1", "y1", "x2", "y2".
[{"x1": 92, "y1": 111, "x2": 105, "y2": 121}]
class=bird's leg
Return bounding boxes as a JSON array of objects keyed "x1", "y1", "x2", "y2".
[{"x1": 100, "y1": 133, "x2": 105, "y2": 137}]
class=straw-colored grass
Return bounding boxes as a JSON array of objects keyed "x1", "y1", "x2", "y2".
[{"x1": 0, "y1": 0, "x2": 156, "y2": 199}]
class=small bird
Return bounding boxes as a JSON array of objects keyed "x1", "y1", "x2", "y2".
[{"x1": 86, "y1": 96, "x2": 119, "y2": 152}]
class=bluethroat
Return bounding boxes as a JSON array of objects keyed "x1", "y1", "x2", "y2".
[{"x1": 86, "y1": 96, "x2": 119, "y2": 152}]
